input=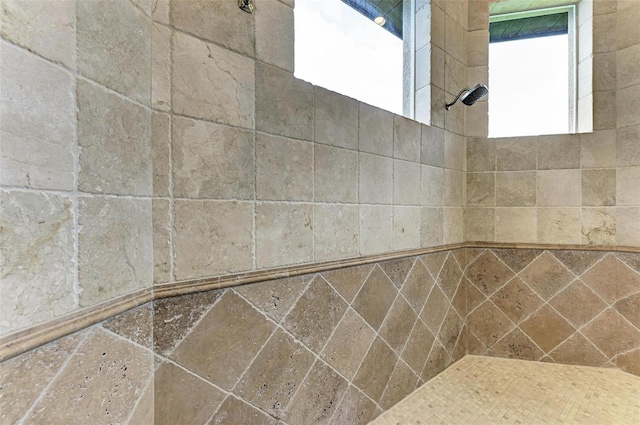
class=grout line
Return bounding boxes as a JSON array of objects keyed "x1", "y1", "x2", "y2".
[{"x1": 123, "y1": 366, "x2": 155, "y2": 425}]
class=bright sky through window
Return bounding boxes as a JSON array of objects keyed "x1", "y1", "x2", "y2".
[
  {"x1": 489, "y1": 34, "x2": 569, "y2": 137},
  {"x1": 294, "y1": 0, "x2": 403, "y2": 115}
]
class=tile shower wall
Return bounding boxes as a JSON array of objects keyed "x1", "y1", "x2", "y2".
[
  {"x1": 465, "y1": 0, "x2": 640, "y2": 246},
  {"x1": 1, "y1": 250, "x2": 467, "y2": 424},
  {"x1": 465, "y1": 248, "x2": 640, "y2": 377}
]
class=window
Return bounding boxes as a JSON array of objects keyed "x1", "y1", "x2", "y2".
[{"x1": 488, "y1": 6, "x2": 577, "y2": 137}]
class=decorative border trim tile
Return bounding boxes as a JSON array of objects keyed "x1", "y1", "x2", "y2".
[{"x1": 2, "y1": 242, "x2": 638, "y2": 362}]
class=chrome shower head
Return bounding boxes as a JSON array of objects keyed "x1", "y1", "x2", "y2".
[{"x1": 445, "y1": 84, "x2": 489, "y2": 110}]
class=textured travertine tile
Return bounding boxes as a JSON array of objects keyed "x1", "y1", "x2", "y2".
[
  {"x1": 102, "y1": 303, "x2": 153, "y2": 348},
  {"x1": 495, "y1": 208, "x2": 537, "y2": 243},
  {"x1": 593, "y1": 90, "x2": 617, "y2": 130},
  {"x1": 256, "y1": 133, "x2": 312, "y2": 201},
  {"x1": 152, "y1": 198, "x2": 170, "y2": 284},
  {"x1": 77, "y1": 80, "x2": 152, "y2": 196},
  {"x1": 495, "y1": 172, "x2": 536, "y2": 207},
  {"x1": 154, "y1": 361, "x2": 225, "y2": 425},
  {"x1": 0, "y1": 191, "x2": 75, "y2": 334},
  {"x1": 0, "y1": 41, "x2": 75, "y2": 190},
  {"x1": 78, "y1": 196, "x2": 152, "y2": 306},
  {"x1": 468, "y1": 137, "x2": 495, "y2": 171},
  {"x1": 444, "y1": 170, "x2": 463, "y2": 207},
  {"x1": 394, "y1": 160, "x2": 421, "y2": 206},
  {"x1": 466, "y1": 250, "x2": 515, "y2": 297},
  {"x1": 283, "y1": 360, "x2": 349, "y2": 425},
  {"x1": 314, "y1": 87, "x2": 358, "y2": 150},
  {"x1": 0, "y1": 0, "x2": 75, "y2": 68},
  {"x1": 582, "y1": 207, "x2": 616, "y2": 247},
  {"x1": 582, "y1": 169, "x2": 616, "y2": 206},
  {"x1": 438, "y1": 253, "x2": 463, "y2": 301},
  {"x1": 359, "y1": 103, "x2": 393, "y2": 156},
  {"x1": 420, "y1": 285, "x2": 449, "y2": 334},
  {"x1": 549, "y1": 333, "x2": 608, "y2": 367},
  {"x1": 321, "y1": 264, "x2": 373, "y2": 303},
  {"x1": 443, "y1": 207, "x2": 464, "y2": 244},
  {"x1": 616, "y1": 292, "x2": 640, "y2": 329},
  {"x1": 401, "y1": 320, "x2": 435, "y2": 374},
  {"x1": 173, "y1": 116, "x2": 254, "y2": 199},
  {"x1": 581, "y1": 308, "x2": 640, "y2": 357},
  {"x1": 151, "y1": 0, "x2": 169, "y2": 23},
  {"x1": 617, "y1": 348, "x2": 640, "y2": 376},
  {"x1": 549, "y1": 280, "x2": 608, "y2": 327},
  {"x1": 211, "y1": 395, "x2": 276, "y2": 425},
  {"x1": 495, "y1": 138, "x2": 537, "y2": 171},
  {"x1": 400, "y1": 260, "x2": 434, "y2": 313},
  {"x1": 255, "y1": 0, "x2": 294, "y2": 71},
  {"x1": 466, "y1": 301, "x2": 515, "y2": 348},
  {"x1": 314, "y1": 144, "x2": 358, "y2": 203},
  {"x1": 617, "y1": 167, "x2": 640, "y2": 205},
  {"x1": 393, "y1": 116, "x2": 421, "y2": 162},
  {"x1": 488, "y1": 328, "x2": 543, "y2": 361},
  {"x1": 380, "y1": 258, "x2": 415, "y2": 290},
  {"x1": 173, "y1": 200, "x2": 253, "y2": 279},
  {"x1": 421, "y1": 340, "x2": 450, "y2": 382},
  {"x1": 352, "y1": 266, "x2": 397, "y2": 330},
  {"x1": 581, "y1": 129, "x2": 616, "y2": 168},
  {"x1": 0, "y1": 331, "x2": 83, "y2": 424},
  {"x1": 256, "y1": 62, "x2": 313, "y2": 140},
  {"x1": 127, "y1": 377, "x2": 154, "y2": 425},
  {"x1": 421, "y1": 165, "x2": 444, "y2": 206},
  {"x1": 593, "y1": 51, "x2": 616, "y2": 92},
  {"x1": 438, "y1": 306, "x2": 463, "y2": 353},
  {"x1": 172, "y1": 31, "x2": 254, "y2": 128},
  {"x1": 467, "y1": 173, "x2": 494, "y2": 206},
  {"x1": 420, "y1": 207, "x2": 444, "y2": 247},
  {"x1": 616, "y1": 208, "x2": 640, "y2": 246},
  {"x1": 359, "y1": 153, "x2": 393, "y2": 205},
  {"x1": 552, "y1": 250, "x2": 605, "y2": 275},
  {"x1": 520, "y1": 305, "x2": 576, "y2": 353},
  {"x1": 152, "y1": 112, "x2": 170, "y2": 197},
  {"x1": 464, "y1": 208, "x2": 494, "y2": 242},
  {"x1": 359, "y1": 206, "x2": 393, "y2": 256},
  {"x1": 444, "y1": 132, "x2": 465, "y2": 171},
  {"x1": 25, "y1": 329, "x2": 152, "y2": 424},
  {"x1": 235, "y1": 328, "x2": 315, "y2": 417},
  {"x1": 393, "y1": 207, "x2": 421, "y2": 250},
  {"x1": 171, "y1": 292, "x2": 275, "y2": 390},
  {"x1": 256, "y1": 202, "x2": 313, "y2": 267},
  {"x1": 537, "y1": 170, "x2": 582, "y2": 206},
  {"x1": 379, "y1": 361, "x2": 419, "y2": 410},
  {"x1": 538, "y1": 208, "x2": 582, "y2": 244},
  {"x1": 353, "y1": 337, "x2": 398, "y2": 402},
  {"x1": 330, "y1": 385, "x2": 379, "y2": 425},
  {"x1": 380, "y1": 296, "x2": 418, "y2": 353},
  {"x1": 321, "y1": 308, "x2": 376, "y2": 380},
  {"x1": 236, "y1": 275, "x2": 310, "y2": 324},
  {"x1": 283, "y1": 275, "x2": 347, "y2": 352},
  {"x1": 581, "y1": 254, "x2": 635, "y2": 304},
  {"x1": 151, "y1": 23, "x2": 170, "y2": 111},
  {"x1": 491, "y1": 277, "x2": 544, "y2": 324},
  {"x1": 617, "y1": 125, "x2": 640, "y2": 167},
  {"x1": 538, "y1": 136, "x2": 581, "y2": 169},
  {"x1": 519, "y1": 251, "x2": 574, "y2": 300},
  {"x1": 421, "y1": 125, "x2": 445, "y2": 167},
  {"x1": 77, "y1": 0, "x2": 150, "y2": 103},
  {"x1": 152, "y1": 290, "x2": 222, "y2": 355},
  {"x1": 171, "y1": 0, "x2": 254, "y2": 56},
  {"x1": 314, "y1": 204, "x2": 359, "y2": 261}
]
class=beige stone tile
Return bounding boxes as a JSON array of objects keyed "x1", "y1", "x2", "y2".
[
  {"x1": 495, "y1": 208, "x2": 537, "y2": 243},
  {"x1": 393, "y1": 160, "x2": 421, "y2": 206},
  {"x1": 616, "y1": 292, "x2": 640, "y2": 329},
  {"x1": 491, "y1": 277, "x2": 544, "y2": 325},
  {"x1": 429, "y1": 86, "x2": 446, "y2": 129},
  {"x1": 519, "y1": 251, "x2": 575, "y2": 300},
  {"x1": 255, "y1": 0, "x2": 293, "y2": 71},
  {"x1": 466, "y1": 250, "x2": 515, "y2": 297},
  {"x1": 152, "y1": 199, "x2": 170, "y2": 284},
  {"x1": 0, "y1": 191, "x2": 75, "y2": 334},
  {"x1": 152, "y1": 290, "x2": 222, "y2": 355},
  {"x1": 488, "y1": 328, "x2": 544, "y2": 361},
  {"x1": 379, "y1": 256, "x2": 414, "y2": 290},
  {"x1": 444, "y1": 170, "x2": 463, "y2": 207},
  {"x1": 420, "y1": 284, "x2": 449, "y2": 335},
  {"x1": 379, "y1": 361, "x2": 419, "y2": 410},
  {"x1": 444, "y1": 52, "x2": 465, "y2": 98},
  {"x1": 467, "y1": 29, "x2": 488, "y2": 67},
  {"x1": 359, "y1": 153, "x2": 393, "y2": 204},
  {"x1": 236, "y1": 275, "x2": 310, "y2": 324},
  {"x1": 552, "y1": 250, "x2": 606, "y2": 275},
  {"x1": 284, "y1": 360, "x2": 349, "y2": 425},
  {"x1": 420, "y1": 207, "x2": 444, "y2": 247},
  {"x1": 359, "y1": 103, "x2": 393, "y2": 156},
  {"x1": 330, "y1": 385, "x2": 378, "y2": 425},
  {"x1": 537, "y1": 208, "x2": 582, "y2": 244},
  {"x1": 437, "y1": 253, "x2": 464, "y2": 301},
  {"x1": 519, "y1": 305, "x2": 576, "y2": 353},
  {"x1": 256, "y1": 133, "x2": 312, "y2": 201},
  {"x1": 421, "y1": 165, "x2": 444, "y2": 206},
  {"x1": 78, "y1": 196, "x2": 152, "y2": 306},
  {"x1": 314, "y1": 87, "x2": 358, "y2": 150},
  {"x1": 314, "y1": 204, "x2": 359, "y2": 261},
  {"x1": 352, "y1": 265, "x2": 397, "y2": 330},
  {"x1": 617, "y1": 125, "x2": 640, "y2": 167},
  {"x1": 421, "y1": 125, "x2": 445, "y2": 167},
  {"x1": 152, "y1": 112, "x2": 170, "y2": 197},
  {"x1": 464, "y1": 207, "x2": 494, "y2": 241},
  {"x1": 394, "y1": 115, "x2": 421, "y2": 162},
  {"x1": 593, "y1": 90, "x2": 617, "y2": 130},
  {"x1": 102, "y1": 303, "x2": 153, "y2": 348},
  {"x1": 617, "y1": 84, "x2": 640, "y2": 129},
  {"x1": 495, "y1": 172, "x2": 536, "y2": 207},
  {"x1": 171, "y1": 291, "x2": 275, "y2": 389},
  {"x1": 401, "y1": 320, "x2": 435, "y2": 374},
  {"x1": 256, "y1": 202, "x2": 313, "y2": 267},
  {"x1": 0, "y1": 41, "x2": 75, "y2": 190},
  {"x1": 618, "y1": 46, "x2": 640, "y2": 90},
  {"x1": 617, "y1": 166, "x2": 640, "y2": 205},
  {"x1": 582, "y1": 207, "x2": 616, "y2": 245},
  {"x1": 467, "y1": 300, "x2": 515, "y2": 350},
  {"x1": 424, "y1": 45, "x2": 441, "y2": 90},
  {"x1": 421, "y1": 340, "x2": 451, "y2": 382},
  {"x1": 379, "y1": 296, "x2": 418, "y2": 353},
  {"x1": 593, "y1": 51, "x2": 616, "y2": 92},
  {"x1": 582, "y1": 169, "x2": 615, "y2": 206},
  {"x1": 468, "y1": 137, "x2": 495, "y2": 171},
  {"x1": 616, "y1": 3, "x2": 640, "y2": 51},
  {"x1": 443, "y1": 207, "x2": 464, "y2": 244},
  {"x1": 321, "y1": 264, "x2": 373, "y2": 304},
  {"x1": 393, "y1": 206, "x2": 421, "y2": 250},
  {"x1": 0, "y1": 331, "x2": 83, "y2": 424},
  {"x1": 593, "y1": 13, "x2": 617, "y2": 53},
  {"x1": 173, "y1": 200, "x2": 253, "y2": 279},
  {"x1": 77, "y1": 80, "x2": 152, "y2": 196},
  {"x1": 617, "y1": 348, "x2": 640, "y2": 376},
  {"x1": 359, "y1": 206, "x2": 393, "y2": 255},
  {"x1": 616, "y1": 207, "x2": 640, "y2": 246},
  {"x1": 400, "y1": 260, "x2": 434, "y2": 313},
  {"x1": 537, "y1": 170, "x2": 582, "y2": 206},
  {"x1": 151, "y1": 0, "x2": 169, "y2": 23},
  {"x1": 256, "y1": 62, "x2": 313, "y2": 140},
  {"x1": 495, "y1": 138, "x2": 536, "y2": 171},
  {"x1": 467, "y1": 173, "x2": 494, "y2": 207},
  {"x1": 151, "y1": 23, "x2": 170, "y2": 111},
  {"x1": 170, "y1": 0, "x2": 254, "y2": 56},
  {"x1": 0, "y1": 0, "x2": 75, "y2": 68},
  {"x1": 549, "y1": 333, "x2": 608, "y2": 368},
  {"x1": 582, "y1": 308, "x2": 640, "y2": 357},
  {"x1": 353, "y1": 337, "x2": 398, "y2": 402},
  {"x1": 235, "y1": 328, "x2": 315, "y2": 417},
  {"x1": 444, "y1": 131, "x2": 465, "y2": 171},
  {"x1": 77, "y1": 0, "x2": 150, "y2": 103},
  {"x1": 550, "y1": 280, "x2": 608, "y2": 328},
  {"x1": 581, "y1": 254, "x2": 633, "y2": 304},
  {"x1": 580, "y1": 130, "x2": 620, "y2": 168},
  {"x1": 314, "y1": 144, "x2": 358, "y2": 203},
  {"x1": 538, "y1": 136, "x2": 581, "y2": 170},
  {"x1": 154, "y1": 361, "x2": 225, "y2": 425},
  {"x1": 211, "y1": 395, "x2": 276, "y2": 425},
  {"x1": 126, "y1": 376, "x2": 154, "y2": 425},
  {"x1": 173, "y1": 31, "x2": 254, "y2": 128},
  {"x1": 25, "y1": 329, "x2": 153, "y2": 424}
]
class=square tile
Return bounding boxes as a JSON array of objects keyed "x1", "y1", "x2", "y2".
[
  {"x1": 359, "y1": 153, "x2": 393, "y2": 204},
  {"x1": 352, "y1": 266, "x2": 398, "y2": 330},
  {"x1": 314, "y1": 87, "x2": 358, "y2": 150},
  {"x1": 256, "y1": 202, "x2": 313, "y2": 268},
  {"x1": 314, "y1": 144, "x2": 358, "y2": 203},
  {"x1": 314, "y1": 204, "x2": 359, "y2": 261}
]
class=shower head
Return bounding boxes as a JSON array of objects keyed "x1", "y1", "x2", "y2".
[{"x1": 445, "y1": 84, "x2": 489, "y2": 110}]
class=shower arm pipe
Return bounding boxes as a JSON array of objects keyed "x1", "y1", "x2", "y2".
[{"x1": 445, "y1": 87, "x2": 471, "y2": 110}]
